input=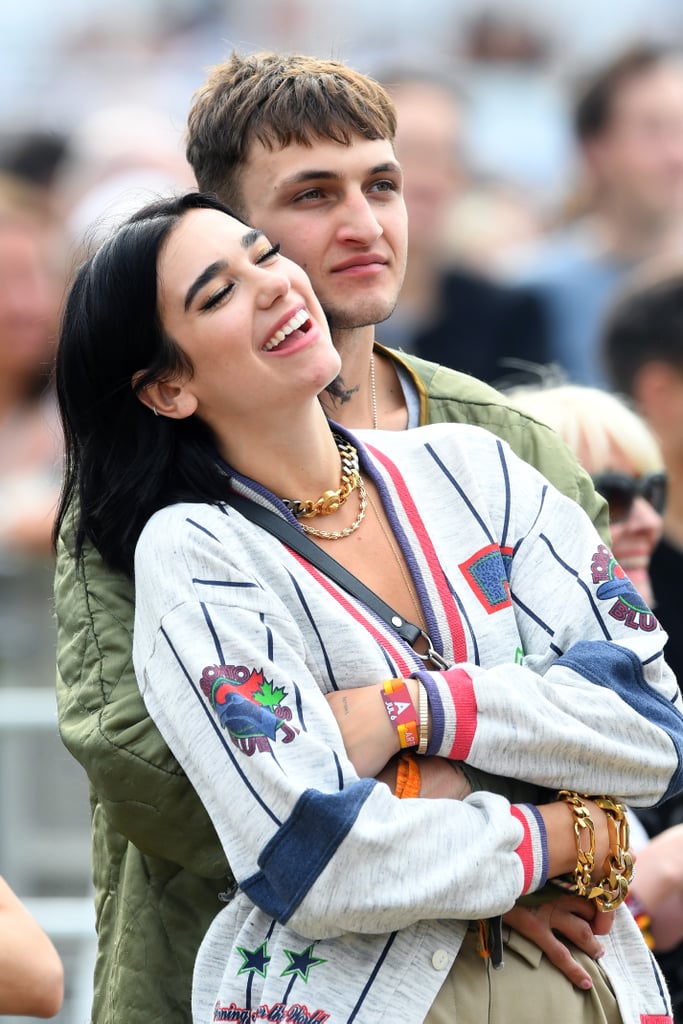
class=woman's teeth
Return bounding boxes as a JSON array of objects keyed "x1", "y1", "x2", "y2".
[{"x1": 264, "y1": 308, "x2": 309, "y2": 351}]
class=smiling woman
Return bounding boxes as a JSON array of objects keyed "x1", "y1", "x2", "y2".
[{"x1": 53, "y1": 191, "x2": 683, "y2": 1024}]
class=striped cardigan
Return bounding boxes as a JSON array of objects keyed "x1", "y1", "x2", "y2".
[{"x1": 133, "y1": 422, "x2": 682, "y2": 1024}]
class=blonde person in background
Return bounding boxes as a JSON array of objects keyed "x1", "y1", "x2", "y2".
[
  {"x1": 506, "y1": 384, "x2": 664, "y2": 608},
  {"x1": 508, "y1": 380, "x2": 683, "y2": 1021}
]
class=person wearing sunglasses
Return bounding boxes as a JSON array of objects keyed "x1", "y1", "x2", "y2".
[
  {"x1": 508, "y1": 381, "x2": 683, "y2": 1021},
  {"x1": 507, "y1": 384, "x2": 665, "y2": 610}
]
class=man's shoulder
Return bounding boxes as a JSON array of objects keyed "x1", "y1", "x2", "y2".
[
  {"x1": 385, "y1": 348, "x2": 551, "y2": 430},
  {"x1": 381, "y1": 346, "x2": 609, "y2": 540}
]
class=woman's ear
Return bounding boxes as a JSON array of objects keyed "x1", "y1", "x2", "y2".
[{"x1": 132, "y1": 372, "x2": 198, "y2": 420}]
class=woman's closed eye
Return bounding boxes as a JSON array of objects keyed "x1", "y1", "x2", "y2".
[
  {"x1": 200, "y1": 244, "x2": 281, "y2": 311},
  {"x1": 255, "y1": 243, "x2": 281, "y2": 264},
  {"x1": 200, "y1": 283, "x2": 234, "y2": 311}
]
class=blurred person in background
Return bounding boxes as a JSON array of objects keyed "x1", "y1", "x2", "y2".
[
  {"x1": 374, "y1": 64, "x2": 551, "y2": 386},
  {"x1": 502, "y1": 44, "x2": 683, "y2": 387},
  {"x1": 602, "y1": 266, "x2": 683, "y2": 691},
  {"x1": 0, "y1": 874, "x2": 63, "y2": 1017},
  {"x1": 53, "y1": 103, "x2": 195, "y2": 252},
  {"x1": 602, "y1": 269, "x2": 683, "y2": 1024},
  {"x1": 508, "y1": 379, "x2": 683, "y2": 1021},
  {"x1": 0, "y1": 172, "x2": 63, "y2": 558}
]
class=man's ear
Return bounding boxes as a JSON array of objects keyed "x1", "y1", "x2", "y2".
[{"x1": 132, "y1": 372, "x2": 198, "y2": 420}]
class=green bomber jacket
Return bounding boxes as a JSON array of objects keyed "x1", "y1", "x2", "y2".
[{"x1": 54, "y1": 349, "x2": 609, "y2": 1024}]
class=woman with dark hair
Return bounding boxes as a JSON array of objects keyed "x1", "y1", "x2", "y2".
[{"x1": 54, "y1": 192, "x2": 682, "y2": 1024}]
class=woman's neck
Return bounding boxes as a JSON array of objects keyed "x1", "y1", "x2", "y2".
[{"x1": 218, "y1": 404, "x2": 345, "y2": 507}]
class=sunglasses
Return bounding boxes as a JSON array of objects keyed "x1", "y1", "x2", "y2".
[{"x1": 592, "y1": 471, "x2": 667, "y2": 524}]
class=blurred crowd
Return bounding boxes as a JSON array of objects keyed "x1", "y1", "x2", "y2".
[{"x1": 4, "y1": 1, "x2": 683, "y2": 1020}]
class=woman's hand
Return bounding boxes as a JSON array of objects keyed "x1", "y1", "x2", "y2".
[{"x1": 503, "y1": 896, "x2": 612, "y2": 990}]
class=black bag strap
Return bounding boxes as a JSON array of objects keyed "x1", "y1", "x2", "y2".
[{"x1": 228, "y1": 492, "x2": 422, "y2": 647}]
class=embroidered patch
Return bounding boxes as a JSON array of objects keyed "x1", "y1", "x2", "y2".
[
  {"x1": 200, "y1": 664, "x2": 298, "y2": 754},
  {"x1": 590, "y1": 544, "x2": 658, "y2": 631},
  {"x1": 213, "y1": 1002, "x2": 330, "y2": 1022},
  {"x1": 281, "y1": 944, "x2": 328, "y2": 982},
  {"x1": 460, "y1": 545, "x2": 513, "y2": 614},
  {"x1": 639, "y1": 1016, "x2": 673, "y2": 1023},
  {"x1": 236, "y1": 942, "x2": 270, "y2": 978}
]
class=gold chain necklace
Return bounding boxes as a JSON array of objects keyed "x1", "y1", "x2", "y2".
[
  {"x1": 370, "y1": 353, "x2": 378, "y2": 430},
  {"x1": 282, "y1": 434, "x2": 368, "y2": 540},
  {"x1": 366, "y1": 489, "x2": 426, "y2": 631},
  {"x1": 300, "y1": 480, "x2": 367, "y2": 540},
  {"x1": 282, "y1": 434, "x2": 360, "y2": 518}
]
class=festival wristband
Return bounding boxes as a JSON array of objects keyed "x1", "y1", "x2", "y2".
[
  {"x1": 381, "y1": 678, "x2": 418, "y2": 749},
  {"x1": 395, "y1": 752, "x2": 422, "y2": 798}
]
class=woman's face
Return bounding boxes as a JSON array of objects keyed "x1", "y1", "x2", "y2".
[
  {"x1": 155, "y1": 207, "x2": 340, "y2": 434},
  {"x1": 596, "y1": 444, "x2": 664, "y2": 609}
]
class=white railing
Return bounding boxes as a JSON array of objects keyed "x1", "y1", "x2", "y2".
[{"x1": 0, "y1": 686, "x2": 95, "y2": 1024}]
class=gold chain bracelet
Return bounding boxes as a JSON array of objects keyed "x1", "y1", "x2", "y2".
[
  {"x1": 556, "y1": 791, "x2": 633, "y2": 912},
  {"x1": 586, "y1": 795, "x2": 634, "y2": 912}
]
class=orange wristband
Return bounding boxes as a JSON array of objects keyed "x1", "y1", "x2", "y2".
[{"x1": 395, "y1": 752, "x2": 422, "y2": 798}]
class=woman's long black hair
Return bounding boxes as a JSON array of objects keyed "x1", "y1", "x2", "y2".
[{"x1": 53, "y1": 191, "x2": 244, "y2": 578}]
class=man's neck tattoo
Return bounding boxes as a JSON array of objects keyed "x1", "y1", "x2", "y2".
[{"x1": 325, "y1": 375, "x2": 358, "y2": 407}]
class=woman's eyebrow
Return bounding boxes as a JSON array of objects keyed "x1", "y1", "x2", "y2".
[{"x1": 241, "y1": 228, "x2": 264, "y2": 249}]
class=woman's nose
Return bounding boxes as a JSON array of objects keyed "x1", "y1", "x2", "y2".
[{"x1": 626, "y1": 495, "x2": 664, "y2": 543}]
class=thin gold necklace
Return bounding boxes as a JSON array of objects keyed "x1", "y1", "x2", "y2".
[
  {"x1": 300, "y1": 480, "x2": 367, "y2": 540},
  {"x1": 366, "y1": 488, "x2": 426, "y2": 631},
  {"x1": 370, "y1": 353, "x2": 379, "y2": 430}
]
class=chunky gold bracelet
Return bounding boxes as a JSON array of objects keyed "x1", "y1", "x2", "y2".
[
  {"x1": 557, "y1": 790, "x2": 595, "y2": 897},
  {"x1": 586, "y1": 795, "x2": 634, "y2": 912},
  {"x1": 557, "y1": 791, "x2": 633, "y2": 912}
]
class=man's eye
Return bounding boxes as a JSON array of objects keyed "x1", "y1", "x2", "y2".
[
  {"x1": 370, "y1": 179, "x2": 399, "y2": 193},
  {"x1": 294, "y1": 188, "x2": 325, "y2": 202}
]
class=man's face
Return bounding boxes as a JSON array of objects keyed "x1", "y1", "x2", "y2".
[
  {"x1": 238, "y1": 136, "x2": 408, "y2": 331},
  {"x1": 587, "y1": 63, "x2": 683, "y2": 222}
]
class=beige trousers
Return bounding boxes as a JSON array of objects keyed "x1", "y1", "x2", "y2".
[{"x1": 425, "y1": 925, "x2": 622, "y2": 1024}]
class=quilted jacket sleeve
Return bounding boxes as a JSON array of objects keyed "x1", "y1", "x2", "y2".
[{"x1": 54, "y1": 512, "x2": 228, "y2": 878}]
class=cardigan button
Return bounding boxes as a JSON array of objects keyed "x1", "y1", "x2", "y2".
[{"x1": 431, "y1": 949, "x2": 450, "y2": 971}]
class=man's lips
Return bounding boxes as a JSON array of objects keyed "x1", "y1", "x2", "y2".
[{"x1": 331, "y1": 254, "x2": 387, "y2": 273}]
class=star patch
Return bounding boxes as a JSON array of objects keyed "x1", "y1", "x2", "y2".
[
  {"x1": 280, "y1": 943, "x2": 327, "y2": 983},
  {"x1": 236, "y1": 941, "x2": 271, "y2": 978}
]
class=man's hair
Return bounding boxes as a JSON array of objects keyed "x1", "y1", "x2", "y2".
[
  {"x1": 602, "y1": 270, "x2": 683, "y2": 396},
  {"x1": 186, "y1": 51, "x2": 397, "y2": 212},
  {"x1": 573, "y1": 43, "x2": 682, "y2": 143}
]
